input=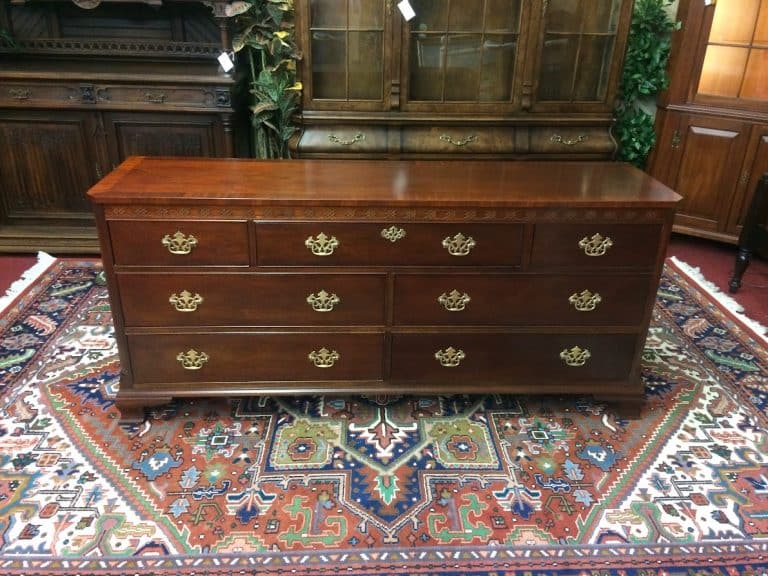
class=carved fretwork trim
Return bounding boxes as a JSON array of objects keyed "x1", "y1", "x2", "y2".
[{"x1": 0, "y1": 39, "x2": 222, "y2": 58}]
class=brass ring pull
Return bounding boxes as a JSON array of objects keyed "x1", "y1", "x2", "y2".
[
  {"x1": 439, "y1": 134, "x2": 477, "y2": 147},
  {"x1": 578, "y1": 233, "x2": 613, "y2": 257},
  {"x1": 308, "y1": 348, "x2": 339, "y2": 368},
  {"x1": 305, "y1": 232, "x2": 339, "y2": 256},
  {"x1": 162, "y1": 231, "x2": 198, "y2": 255},
  {"x1": 568, "y1": 290, "x2": 602, "y2": 312},
  {"x1": 169, "y1": 290, "x2": 204, "y2": 312},
  {"x1": 550, "y1": 134, "x2": 588, "y2": 146},
  {"x1": 381, "y1": 225, "x2": 406, "y2": 242},
  {"x1": 442, "y1": 233, "x2": 476, "y2": 256},
  {"x1": 560, "y1": 346, "x2": 591, "y2": 367},
  {"x1": 306, "y1": 290, "x2": 341, "y2": 312},
  {"x1": 328, "y1": 132, "x2": 365, "y2": 146},
  {"x1": 176, "y1": 349, "x2": 209, "y2": 370},
  {"x1": 438, "y1": 290, "x2": 471, "y2": 312},
  {"x1": 435, "y1": 347, "x2": 466, "y2": 367}
]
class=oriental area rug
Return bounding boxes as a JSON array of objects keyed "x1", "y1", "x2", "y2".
[{"x1": 0, "y1": 258, "x2": 766, "y2": 575}]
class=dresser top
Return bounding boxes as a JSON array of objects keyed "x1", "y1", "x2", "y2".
[{"x1": 88, "y1": 157, "x2": 681, "y2": 208}]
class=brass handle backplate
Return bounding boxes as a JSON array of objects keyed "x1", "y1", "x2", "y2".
[
  {"x1": 381, "y1": 225, "x2": 406, "y2": 242},
  {"x1": 568, "y1": 290, "x2": 602, "y2": 312},
  {"x1": 550, "y1": 134, "x2": 588, "y2": 146},
  {"x1": 177, "y1": 349, "x2": 209, "y2": 370},
  {"x1": 9, "y1": 88, "x2": 30, "y2": 101},
  {"x1": 438, "y1": 290, "x2": 471, "y2": 312},
  {"x1": 308, "y1": 347, "x2": 339, "y2": 368},
  {"x1": 306, "y1": 290, "x2": 340, "y2": 312},
  {"x1": 578, "y1": 233, "x2": 613, "y2": 257},
  {"x1": 328, "y1": 132, "x2": 365, "y2": 146},
  {"x1": 305, "y1": 232, "x2": 339, "y2": 256},
  {"x1": 442, "y1": 233, "x2": 476, "y2": 256},
  {"x1": 169, "y1": 290, "x2": 204, "y2": 312},
  {"x1": 435, "y1": 347, "x2": 466, "y2": 367},
  {"x1": 162, "y1": 231, "x2": 198, "y2": 255},
  {"x1": 439, "y1": 134, "x2": 477, "y2": 147},
  {"x1": 146, "y1": 91, "x2": 167, "y2": 104},
  {"x1": 560, "y1": 346, "x2": 591, "y2": 367}
]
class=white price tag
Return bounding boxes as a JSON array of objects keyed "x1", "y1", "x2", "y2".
[
  {"x1": 218, "y1": 51, "x2": 235, "y2": 73},
  {"x1": 398, "y1": 0, "x2": 416, "y2": 21}
]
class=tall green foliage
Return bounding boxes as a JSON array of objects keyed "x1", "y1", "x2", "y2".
[
  {"x1": 614, "y1": 0, "x2": 679, "y2": 168},
  {"x1": 231, "y1": 0, "x2": 301, "y2": 159}
]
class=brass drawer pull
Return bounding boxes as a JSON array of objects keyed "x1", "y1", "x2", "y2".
[
  {"x1": 145, "y1": 91, "x2": 167, "y2": 104},
  {"x1": 328, "y1": 132, "x2": 365, "y2": 146},
  {"x1": 305, "y1": 232, "x2": 339, "y2": 256},
  {"x1": 550, "y1": 134, "x2": 588, "y2": 146},
  {"x1": 568, "y1": 290, "x2": 602, "y2": 312},
  {"x1": 169, "y1": 290, "x2": 204, "y2": 312},
  {"x1": 162, "y1": 231, "x2": 198, "y2": 255},
  {"x1": 306, "y1": 290, "x2": 341, "y2": 312},
  {"x1": 176, "y1": 349, "x2": 209, "y2": 370},
  {"x1": 442, "y1": 233, "x2": 476, "y2": 256},
  {"x1": 438, "y1": 290, "x2": 471, "y2": 312},
  {"x1": 560, "y1": 346, "x2": 591, "y2": 367},
  {"x1": 308, "y1": 347, "x2": 339, "y2": 368},
  {"x1": 435, "y1": 347, "x2": 465, "y2": 367},
  {"x1": 578, "y1": 233, "x2": 613, "y2": 257},
  {"x1": 9, "y1": 88, "x2": 30, "y2": 101},
  {"x1": 381, "y1": 225, "x2": 406, "y2": 242},
  {"x1": 439, "y1": 134, "x2": 477, "y2": 147}
]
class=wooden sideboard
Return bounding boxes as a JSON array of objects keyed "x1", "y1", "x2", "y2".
[{"x1": 88, "y1": 157, "x2": 680, "y2": 423}]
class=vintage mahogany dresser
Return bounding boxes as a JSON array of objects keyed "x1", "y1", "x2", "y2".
[{"x1": 87, "y1": 157, "x2": 680, "y2": 423}]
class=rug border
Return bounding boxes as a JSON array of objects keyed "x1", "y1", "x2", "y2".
[{"x1": 0, "y1": 252, "x2": 57, "y2": 316}]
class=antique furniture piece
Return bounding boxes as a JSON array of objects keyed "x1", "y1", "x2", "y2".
[
  {"x1": 648, "y1": 0, "x2": 768, "y2": 243},
  {"x1": 292, "y1": 0, "x2": 633, "y2": 159},
  {"x1": 0, "y1": 0, "x2": 238, "y2": 253},
  {"x1": 730, "y1": 173, "x2": 768, "y2": 293},
  {"x1": 88, "y1": 157, "x2": 680, "y2": 423}
]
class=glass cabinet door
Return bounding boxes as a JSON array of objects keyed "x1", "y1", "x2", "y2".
[{"x1": 534, "y1": 0, "x2": 624, "y2": 106}]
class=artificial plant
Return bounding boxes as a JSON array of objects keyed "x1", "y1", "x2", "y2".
[
  {"x1": 229, "y1": 0, "x2": 301, "y2": 159},
  {"x1": 614, "y1": 0, "x2": 679, "y2": 168}
]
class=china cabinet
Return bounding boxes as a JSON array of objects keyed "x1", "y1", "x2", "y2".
[
  {"x1": 648, "y1": 0, "x2": 768, "y2": 243},
  {"x1": 292, "y1": 0, "x2": 634, "y2": 158}
]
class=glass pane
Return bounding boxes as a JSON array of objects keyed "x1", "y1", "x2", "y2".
[
  {"x1": 755, "y1": 0, "x2": 768, "y2": 45},
  {"x1": 310, "y1": 0, "x2": 347, "y2": 28},
  {"x1": 349, "y1": 0, "x2": 383, "y2": 28},
  {"x1": 573, "y1": 35, "x2": 613, "y2": 100},
  {"x1": 698, "y1": 45, "x2": 749, "y2": 97},
  {"x1": 445, "y1": 34, "x2": 481, "y2": 100},
  {"x1": 409, "y1": 34, "x2": 444, "y2": 100},
  {"x1": 485, "y1": 0, "x2": 522, "y2": 33},
  {"x1": 479, "y1": 34, "x2": 516, "y2": 101},
  {"x1": 582, "y1": 0, "x2": 620, "y2": 33},
  {"x1": 709, "y1": 0, "x2": 759, "y2": 44},
  {"x1": 348, "y1": 31, "x2": 383, "y2": 99},
  {"x1": 411, "y1": 0, "x2": 448, "y2": 30},
  {"x1": 311, "y1": 31, "x2": 347, "y2": 98},
  {"x1": 538, "y1": 34, "x2": 578, "y2": 100},
  {"x1": 741, "y1": 48, "x2": 768, "y2": 99},
  {"x1": 546, "y1": 0, "x2": 582, "y2": 33},
  {"x1": 449, "y1": 0, "x2": 484, "y2": 31}
]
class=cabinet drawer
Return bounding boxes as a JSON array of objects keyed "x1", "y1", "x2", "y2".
[
  {"x1": 256, "y1": 223, "x2": 523, "y2": 267},
  {"x1": 128, "y1": 332, "x2": 385, "y2": 384},
  {"x1": 400, "y1": 126, "x2": 516, "y2": 154},
  {"x1": 393, "y1": 273, "x2": 652, "y2": 326},
  {"x1": 98, "y1": 85, "x2": 219, "y2": 109},
  {"x1": 530, "y1": 224, "x2": 662, "y2": 269},
  {"x1": 109, "y1": 220, "x2": 249, "y2": 266},
  {"x1": 529, "y1": 127, "x2": 614, "y2": 155},
  {"x1": 297, "y1": 125, "x2": 388, "y2": 154},
  {"x1": 117, "y1": 272, "x2": 386, "y2": 326},
  {"x1": 1, "y1": 81, "x2": 76, "y2": 106},
  {"x1": 390, "y1": 333, "x2": 637, "y2": 382}
]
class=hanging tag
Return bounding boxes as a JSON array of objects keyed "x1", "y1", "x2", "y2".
[
  {"x1": 218, "y1": 51, "x2": 235, "y2": 73},
  {"x1": 398, "y1": 0, "x2": 416, "y2": 21}
]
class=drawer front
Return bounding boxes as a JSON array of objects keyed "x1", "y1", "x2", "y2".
[
  {"x1": 530, "y1": 224, "x2": 662, "y2": 269},
  {"x1": 117, "y1": 272, "x2": 386, "y2": 326},
  {"x1": 393, "y1": 274, "x2": 652, "y2": 326},
  {"x1": 390, "y1": 333, "x2": 637, "y2": 382},
  {"x1": 256, "y1": 223, "x2": 524, "y2": 267},
  {"x1": 529, "y1": 127, "x2": 614, "y2": 155},
  {"x1": 297, "y1": 125, "x2": 388, "y2": 154},
  {"x1": 128, "y1": 332, "x2": 385, "y2": 384},
  {"x1": 109, "y1": 220, "x2": 249, "y2": 266},
  {"x1": 98, "y1": 85, "x2": 220, "y2": 109},
  {"x1": 400, "y1": 126, "x2": 516, "y2": 154},
  {"x1": 1, "y1": 82, "x2": 77, "y2": 106}
]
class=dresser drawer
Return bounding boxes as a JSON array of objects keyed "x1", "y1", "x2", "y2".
[
  {"x1": 400, "y1": 126, "x2": 516, "y2": 154},
  {"x1": 393, "y1": 273, "x2": 652, "y2": 326},
  {"x1": 117, "y1": 272, "x2": 386, "y2": 326},
  {"x1": 128, "y1": 332, "x2": 385, "y2": 384},
  {"x1": 530, "y1": 224, "x2": 662, "y2": 269},
  {"x1": 98, "y1": 84, "x2": 219, "y2": 109},
  {"x1": 390, "y1": 333, "x2": 637, "y2": 382},
  {"x1": 109, "y1": 220, "x2": 249, "y2": 266},
  {"x1": 256, "y1": 223, "x2": 523, "y2": 267},
  {"x1": 297, "y1": 125, "x2": 388, "y2": 154},
  {"x1": 529, "y1": 127, "x2": 614, "y2": 155}
]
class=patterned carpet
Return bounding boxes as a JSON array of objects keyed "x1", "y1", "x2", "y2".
[{"x1": 0, "y1": 259, "x2": 766, "y2": 575}]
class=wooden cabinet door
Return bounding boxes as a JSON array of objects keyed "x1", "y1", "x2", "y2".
[{"x1": 726, "y1": 124, "x2": 768, "y2": 236}]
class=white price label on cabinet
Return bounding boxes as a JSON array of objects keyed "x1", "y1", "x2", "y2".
[
  {"x1": 218, "y1": 51, "x2": 235, "y2": 73},
  {"x1": 398, "y1": 0, "x2": 416, "y2": 21}
]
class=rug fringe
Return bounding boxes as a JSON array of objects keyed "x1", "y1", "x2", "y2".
[
  {"x1": 669, "y1": 255, "x2": 768, "y2": 343},
  {"x1": 0, "y1": 252, "x2": 57, "y2": 315}
]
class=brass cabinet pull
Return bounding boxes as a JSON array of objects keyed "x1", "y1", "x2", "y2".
[
  {"x1": 176, "y1": 349, "x2": 209, "y2": 370},
  {"x1": 381, "y1": 225, "x2": 406, "y2": 242},
  {"x1": 671, "y1": 129, "x2": 681, "y2": 149},
  {"x1": 145, "y1": 91, "x2": 167, "y2": 104},
  {"x1": 9, "y1": 88, "x2": 30, "y2": 101},
  {"x1": 308, "y1": 347, "x2": 339, "y2": 368},
  {"x1": 578, "y1": 233, "x2": 613, "y2": 257},
  {"x1": 306, "y1": 290, "x2": 340, "y2": 312},
  {"x1": 328, "y1": 132, "x2": 365, "y2": 146},
  {"x1": 162, "y1": 231, "x2": 198, "y2": 255},
  {"x1": 435, "y1": 347, "x2": 466, "y2": 367},
  {"x1": 550, "y1": 134, "x2": 588, "y2": 146},
  {"x1": 560, "y1": 346, "x2": 591, "y2": 367},
  {"x1": 439, "y1": 134, "x2": 477, "y2": 147},
  {"x1": 438, "y1": 290, "x2": 471, "y2": 312},
  {"x1": 568, "y1": 290, "x2": 602, "y2": 312},
  {"x1": 169, "y1": 290, "x2": 204, "y2": 312},
  {"x1": 442, "y1": 233, "x2": 476, "y2": 256},
  {"x1": 305, "y1": 232, "x2": 339, "y2": 256}
]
